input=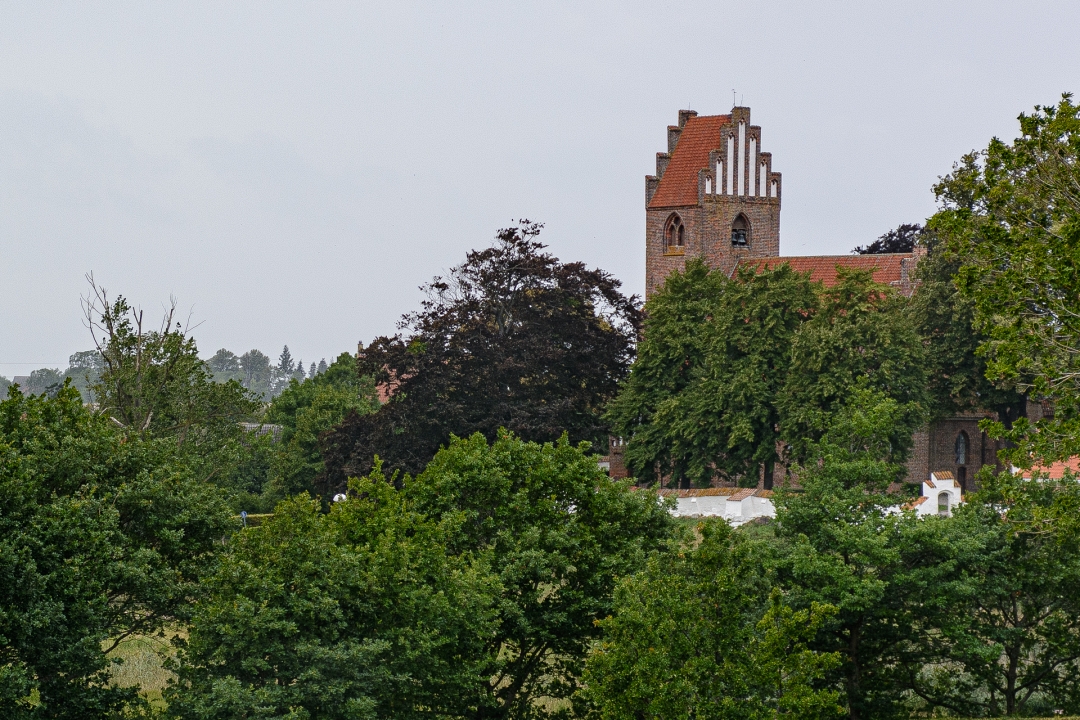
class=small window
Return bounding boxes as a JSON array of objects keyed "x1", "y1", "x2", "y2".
[
  {"x1": 955, "y1": 432, "x2": 968, "y2": 466},
  {"x1": 938, "y1": 492, "x2": 950, "y2": 517},
  {"x1": 665, "y1": 214, "x2": 685, "y2": 251},
  {"x1": 731, "y1": 214, "x2": 749, "y2": 247}
]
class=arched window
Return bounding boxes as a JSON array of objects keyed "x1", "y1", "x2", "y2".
[
  {"x1": 955, "y1": 432, "x2": 968, "y2": 466},
  {"x1": 665, "y1": 214, "x2": 685, "y2": 251},
  {"x1": 938, "y1": 491, "x2": 951, "y2": 517},
  {"x1": 731, "y1": 214, "x2": 749, "y2": 247}
]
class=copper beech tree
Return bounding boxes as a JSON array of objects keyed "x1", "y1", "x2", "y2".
[{"x1": 319, "y1": 221, "x2": 641, "y2": 494}]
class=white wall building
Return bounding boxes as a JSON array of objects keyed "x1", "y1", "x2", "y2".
[{"x1": 905, "y1": 471, "x2": 963, "y2": 517}]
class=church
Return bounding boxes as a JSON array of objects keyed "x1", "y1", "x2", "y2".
[{"x1": 631, "y1": 106, "x2": 1013, "y2": 491}]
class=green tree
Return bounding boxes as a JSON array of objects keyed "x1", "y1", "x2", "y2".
[
  {"x1": 166, "y1": 474, "x2": 498, "y2": 720},
  {"x1": 263, "y1": 352, "x2": 379, "y2": 502},
  {"x1": 18, "y1": 368, "x2": 63, "y2": 397},
  {"x1": 320, "y1": 221, "x2": 642, "y2": 491},
  {"x1": 62, "y1": 350, "x2": 104, "y2": 403},
  {"x1": 239, "y1": 349, "x2": 273, "y2": 399},
  {"x1": 0, "y1": 385, "x2": 235, "y2": 719},
  {"x1": 582, "y1": 520, "x2": 842, "y2": 720},
  {"x1": 908, "y1": 230, "x2": 1026, "y2": 424},
  {"x1": 205, "y1": 348, "x2": 242, "y2": 387},
  {"x1": 83, "y1": 279, "x2": 260, "y2": 486},
  {"x1": 778, "y1": 269, "x2": 928, "y2": 464},
  {"x1": 904, "y1": 471, "x2": 1080, "y2": 716},
  {"x1": 607, "y1": 260, "x2": 817, "y2": 487},
  {"x1": 932, "y1": 93, "x2": 1080, "y2": 464},
  {"x1": 404, "y1": 431, "x2": 676, "y2": 719},
  {"x1": 772, "y1": 390, "x2": 935, "y2": 720}
]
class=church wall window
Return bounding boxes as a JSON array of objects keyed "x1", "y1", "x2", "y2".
[
  {"x1": 938, "y1": 491, "x2": 951, "y2": 517},
  {"x1": 955, "y1": 431, "x2": 968, "y2": 466}
]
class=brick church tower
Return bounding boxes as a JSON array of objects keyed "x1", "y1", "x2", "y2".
[{"x1": 645, "y1": 107, "x2": 782, "y2": 296}]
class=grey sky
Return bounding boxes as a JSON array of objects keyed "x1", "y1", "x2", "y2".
[{"x1": 1, "y1": 1, "x2": 1077, "y2": 376}]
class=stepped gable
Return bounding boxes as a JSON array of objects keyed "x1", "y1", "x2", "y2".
[
  {"x1": 736, "y1": 253, "x2": 919, "y2": 294},
  {"x1": 648, "y1": 114, "x2": 729, "y2": 208}
]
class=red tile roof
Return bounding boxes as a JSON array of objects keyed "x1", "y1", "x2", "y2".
[
  {"x1": 649, "y1": 114, "x2": 729, "y2": 208},
  {"x1": 738, "y1": 254, "x2": 912, "y2": 288},
  {"x1": 904, "y1": 496, "x2": 929, "y2": 510},
  {"x1": 1018, "y1": 457, "x2": 1080, "y2": 480}
]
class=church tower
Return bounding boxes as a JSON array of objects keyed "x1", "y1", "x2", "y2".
[{"x1": 645, "y1": 107, "x2": 782, "y2": 296}]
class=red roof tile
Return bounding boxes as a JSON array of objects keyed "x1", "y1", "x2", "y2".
[
  {"x1": 738, "y1": 254, "x2": 912, "y2": 288},
  {"x1": 649, "y1": 114, "x2": 729, "y2": 208},
  {"x1": 904, "y1": 496, "x2": 929, "y2": 510},
  {"x1": 727, "y1": 488, "x2": 756, "y2": 502},
  {"x1": 1019, "y1": 457, "x2": 1080, "y2": 480}
]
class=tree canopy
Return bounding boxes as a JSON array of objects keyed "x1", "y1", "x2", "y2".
[
  {"x1": 608, "y1": 260, "x2": 927, "y2": 486},
  {"x1": 932, "y1": 93, "x2": 1080, "y2": 465},
  {"x1": 319, "y1": 222, "x2": 641, "y2": 493},
  {"x1": 0, "y1": 385, "x2": 235, "y2": 719}
]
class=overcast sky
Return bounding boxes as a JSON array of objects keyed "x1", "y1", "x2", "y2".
[{"x1": 1, "y1": 1, "x2": 1077, "y2": 377}]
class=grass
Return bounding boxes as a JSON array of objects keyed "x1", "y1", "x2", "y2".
[{"x1": 106, "y1": 632, "x2": 180, "y2": 709}]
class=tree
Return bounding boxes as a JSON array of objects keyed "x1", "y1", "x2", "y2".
[
  {"x1": 582, "y1": 520, "x2": 843, "y2": 720},
  {"x1": 907, "y1": 229, "x2": 1026, "y2": 424},
  {"x1": 82, "y1": 278, "x2": 261, "y2": 489},
  {"x1": 778, "y1": 268, "x2": 928, "y2": 464},
  {"x1": 606, "y1": 260, "x2": 818, "y2": 487},
  {"x1": 320, "y1": 221, "x2": 641, "y2": 490},
  {"x1": 263, "y1": 352, "x2": 379, "y2": 502},
  {"x1": 932, "y1": 94, "x2": 1080, "y2": 464},
  {"x1": 0, "y1": 385, "x2": 235, "y2": 718},
  {"x1": 772, "y1": 390, "x2": 938, "y2": 720},
  {"x1": 239, "y1": 349, "x2": 273, "y2": 399},
  {"x1": 608, "y1": 263, "x2": 926, "y2": 486},
  {"x1": 403, "y1": 431, "x2": 676, "y2": 719},
  {"x1": 16, "y1": 368, "x2": 63, "y2": 397},
  {"x1": 206, "y1": 348, "x2": 240, "y2": 373},
  {"x1": 853, "y1": 223, "x2": 922, "y2": 255},
  {"x1": 62, "y1": 350, "x2": 104, "y2": 403},
  {"x1": 903, "y1": 471, "x2": 1080, "y2": 716},
  {"x1": 166, "y1": 475, "x2": 497, "y2": 720},
  {"x1": 317, "y1": 358, "x2": 329, "y2": 374}
]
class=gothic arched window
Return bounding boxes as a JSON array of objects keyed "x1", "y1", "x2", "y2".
[
  {"x1": 731, "y1": 214, "x2": 750, "y2": 247},
  {"x1": 955, "y1": 432, "x2": 969, "y2": 466},
  {"x1": 665, "y1": 214, "x2": 685, "y2": 251}
]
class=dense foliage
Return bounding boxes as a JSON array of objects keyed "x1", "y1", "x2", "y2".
[
  {"x1": 606, "y1": 261, "x2": 817, "y2": 487},
  {"x1": 906, "y1": 228, "x2": 1026, "y2": 424},
  {"x1": 0, "y1": 386, "x2": 235, "y2": 718},
  {"x1": 83, "y1": 282, "x2": 261, "y2": 485},
  {"x1": 583, "y1": 521, "x2": 842, "y2": 720},
  {"x1": 167, "y1": 476, "x2": 497, "y2": 720},
  {"x1": 931, "y1": 93, "x2": 1080, "y2": 465},
  {"x1": 853, "y1": 223, "x2": 922, "y2": 255},
  {"x1": 319, "y1": 222, "x2": 642, "y2": 492},
  {"x1": 607, "y1": 260, "x2": 927, "y2": 486},
  {"x1": 225, "y1": 351, "x2": 380, "y2": 511},
  {"x1": 173, "y1": 432, "x2": 675, "y2": 719}
]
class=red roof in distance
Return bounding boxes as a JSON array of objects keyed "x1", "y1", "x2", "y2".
[{"x1": 738, "y1": 254, "x2": 913, "y2": 288}]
